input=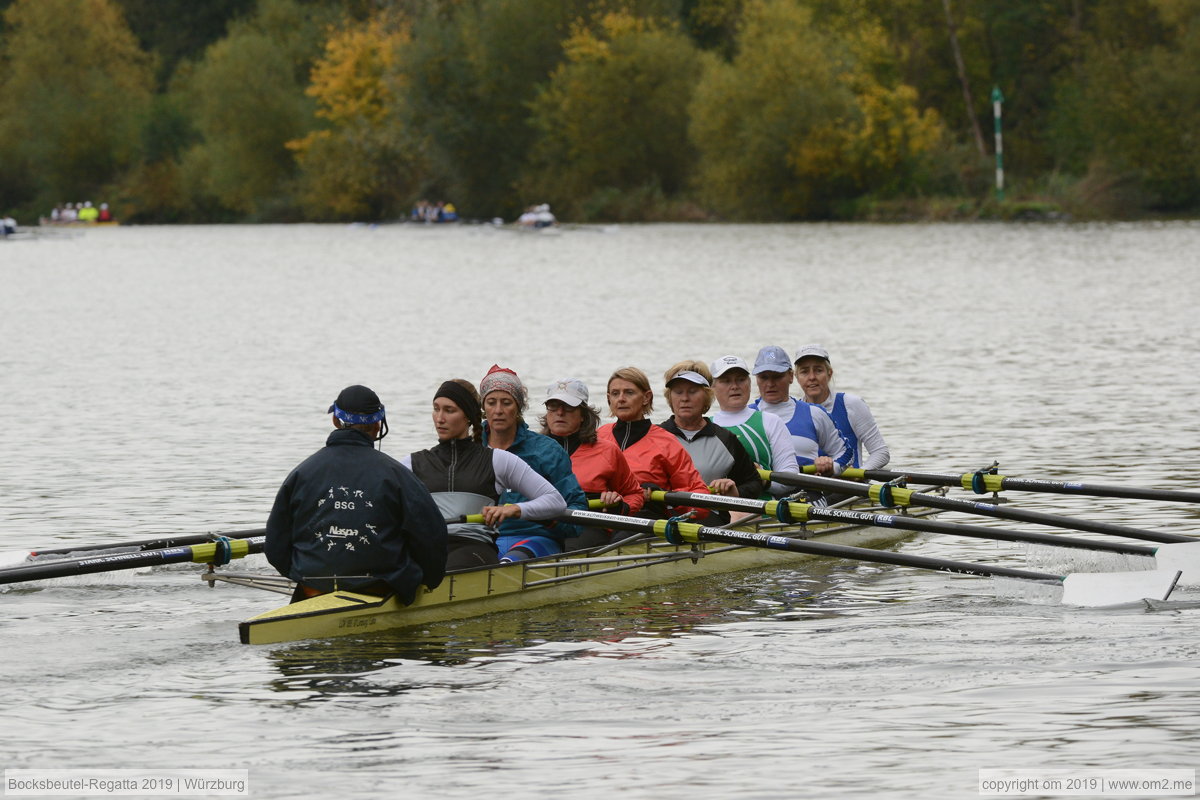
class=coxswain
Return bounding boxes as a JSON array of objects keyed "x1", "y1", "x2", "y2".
[
  {"x1": 403, "y1": 379, "x2": 567, "y2": 569},
  {"x1": 710, "y1": 354, "x2": 799, "y2": 495},
  {"x1": 480, "y1": 365, "x2": 588, "y2": 562},
  {"x1": 792, "y1": 345, "x2": 890, "y2": 469},
  {"x1": 748, "y1": 345, "x2": 852, "y2": 476},
  {"x1": 540, "y1": 377, "x2": 644, "y2": 549},
  {"x1": 265, "y1": 385, "x2": 448, "y2": 602}
]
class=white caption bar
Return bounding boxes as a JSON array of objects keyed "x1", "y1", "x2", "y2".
[
  {"x1": 4, "y1": 770, "x2": 249, "y2": 797},
  {"x1": 979, "y1": 769, "x2": 1195, "y2": 796}
]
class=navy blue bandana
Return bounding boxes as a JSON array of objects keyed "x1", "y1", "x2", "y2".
[
  {"x1": 329, "y1": 403, "x2": 386, "y2": 426},
  {"x1": 327, "y1": 385, "x2": 386, "y2": 426}
]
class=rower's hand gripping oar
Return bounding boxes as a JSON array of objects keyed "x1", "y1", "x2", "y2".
[
  {"x1": 828, "y1": 462, "x2": 1200, "y2": 504},
  {"x1": 601, "y1": 497, "x2": 1179, "y2": 607},
  {"x1": 759, "y1": 469, "x2": 1200, "y2": 581}
]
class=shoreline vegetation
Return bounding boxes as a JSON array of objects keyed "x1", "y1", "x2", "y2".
[{"x1": 1, "y1": 0, "x2": 1197, "y2": 227}]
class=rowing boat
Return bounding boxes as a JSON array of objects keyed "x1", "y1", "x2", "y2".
[{"x1": 235, "y1": 500, "x2": 941, "y2": 645}]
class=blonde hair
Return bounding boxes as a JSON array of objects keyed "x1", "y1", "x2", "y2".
[
  {"x1": 607, "y1": 366, "x2": 653, "y2": 416},
  {"x1": 662, "y1": 359, "x2": 714, "y2": 414}
]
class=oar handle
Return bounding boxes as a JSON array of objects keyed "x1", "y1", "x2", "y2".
[{"x1": 447, "y1": 498, "x2": 609, "y2": 525}]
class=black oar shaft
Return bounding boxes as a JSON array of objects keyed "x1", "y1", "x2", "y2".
[
  {"x1": 845, "y1": 468, "x2": 1200, "y2": 504},
  {"x1": 659, "y1": 491, "x2": 1156, "y2": 557},
  {"x1": 29, "y1": 528, "x2": 267, "y2": 558},
  {"x1": 562, "y1": 509, "x2": 1062, "y2": 584},
  {"x1": 0, "y1": 537, "x2": 265, "y2": 585},
  {"x1": 769, "y1": 471, "x2": 1191, "y2": 545}
]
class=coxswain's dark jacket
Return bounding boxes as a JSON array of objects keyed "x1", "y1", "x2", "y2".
[{"x1": 265, "y1": 428, "x2": 448, "y2": 601}]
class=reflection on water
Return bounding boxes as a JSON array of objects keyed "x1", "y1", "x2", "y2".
[{"x1": 262, "y1": 553, "x2": 931, "y2": 695}]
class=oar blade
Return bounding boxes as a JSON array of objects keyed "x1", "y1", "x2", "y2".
[
  {"x1": 1060, "y1": 569, "x2": 1181, "y2": 607},
  {"x1": 1152, "y1": 543, "x2": 1200, "y2": 586}
]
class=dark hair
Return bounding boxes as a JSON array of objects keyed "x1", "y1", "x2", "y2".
[
  {"x1": 538, "y1": 402, "x2": 601, "y2": 444},
  {"x1": 435, "y1": 378, "x2": 484, "y2": 443}
]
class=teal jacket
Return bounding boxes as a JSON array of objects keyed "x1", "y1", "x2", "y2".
[{"x1": 483, "y1": 420, "x2": 587, "y2": 542}]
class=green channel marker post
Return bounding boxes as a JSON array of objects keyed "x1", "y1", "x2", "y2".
[{"x1": 991, "y1": 85, "x2": 1005, "y2": 201}]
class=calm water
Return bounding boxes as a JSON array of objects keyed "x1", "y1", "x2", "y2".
[{"x1": 1, "y1": 222, "x2": 1198, "y2": 799}]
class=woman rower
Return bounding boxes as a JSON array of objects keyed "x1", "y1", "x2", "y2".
[
  {"x1": 597, "y1": 366, "x2": 710, "y2": 518},
  {"x1": 792, "y1": 344, "x2": 890, "y2": 470},
  {"x1": 747, "y1": 345, "x2": 853, "y2": 477},
  {"x1": 709, "y1": 354, "x2": 799, "y2": 495},
  {"x1": 480, "y1": 364, "x2": 589, "y2": 561},
  {"x1": 540, "y1": 377, "x2": 644, "y2": 549},
  {"x1": 658, "y1": 361, "x2": 764, "y2": 499},
  {"x1": 403, "y1": 380, "x2": 567, "y2": 570}
]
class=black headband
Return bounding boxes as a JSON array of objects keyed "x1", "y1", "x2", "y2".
[{"x1": 435, "y1": 380, "x2": 481, "y2": 424}]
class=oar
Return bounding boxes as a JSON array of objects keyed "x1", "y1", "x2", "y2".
[
  {"x1": 829, "y1": 464, "x2": 1200, "y2": 504},
  {"x1": 652, "y1": 490, "x2": 1175, "y2": 560},
  {"x1": 446, "y1": 498, "x2": 611, "y2": 525},
  {"x1": 759, "y1": 470, "x2": 1200, "y2": 581},
  {"x1": 26, "y1": 528, "x2": 267, "y2": 560},
  {"x1": 762, "y1": 469, "x2": 1193, "y2": 543},
  {"x1": 561, "y1": 510, "x2": 1180, "y2": 607},
  {"x1": 0, "y1": 537, "x2": 265, "y2": 586}
]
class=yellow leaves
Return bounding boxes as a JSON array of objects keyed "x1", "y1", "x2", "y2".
[
  {"x1": 561, "y1": 11, "x2": 654, "y2": 64},
  {"x1": 290, "y1": 15, "x2": 409, "y2": 161},
  {"x1": 310, "y1": 17, "x2": 409, "y2": 125}
]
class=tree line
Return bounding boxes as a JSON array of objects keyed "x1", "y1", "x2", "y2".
[{"x1": 1, "y1": 0, "x2": 1197, "y2": 224}]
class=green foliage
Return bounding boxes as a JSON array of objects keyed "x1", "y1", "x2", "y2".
[
  {"x1": 176, "y1": 0, "x2": 331, "y2": 219},
  {"x1": 1060, "y1": 0, "x2": 1200, "y2": 210},
  {"x1": 690, "y1": 0, "x2": 944, "y2": 219},
  {"x1": 522, "y1": 12, "x2": 706, "y2": 220},
  {"x1": 115, "y1": 0, "x2": 257, "y2": 86},
  {"x1": 399, "y1": 0, "x2": 588, "y2": 216},
  {"x1": 0, "y1": 0, "x2": 154, "y2": 213},
  {"x1": 5, "y1": 0, "x2": 1199, "y2": 221}
]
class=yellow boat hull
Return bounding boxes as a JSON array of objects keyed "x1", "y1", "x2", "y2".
[{"x1": 239, "y1": 512, "x2": 933, "y2": 645}]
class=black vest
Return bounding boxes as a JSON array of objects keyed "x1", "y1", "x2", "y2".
[{"x1": 409, "y1": 439, "x2": 498, "y2": 499}]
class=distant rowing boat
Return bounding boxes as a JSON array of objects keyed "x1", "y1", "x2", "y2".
[
  {"x1": 38, "y1": 219, "x2": 120, "y2": 227},
  {"x1": 234, "y1": 499, "x2": 942, "y2": 645}
]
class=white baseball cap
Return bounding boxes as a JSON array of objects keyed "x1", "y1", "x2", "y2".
[
  {"x1": 545, "y1": 378, "x2": 589, "y2": 407},
  {"x1": 710, "y1": 355, "x2": 750, "y2": 378},
  {"x1": 665, "y1": 369, "x2": 710, "y2": 387},
  {"x1": 793, "y1": 345, "x2": 830, "y2": 363}
]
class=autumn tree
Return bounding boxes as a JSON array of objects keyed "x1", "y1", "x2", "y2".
[
  {"x1": 0, "y1": 0, "x2": 154, "y2": 216},
  {"x1": 690, "y1": 0, "x2": 944, "y2": 218},
  {"x1": 522, "y1": 12, "x2": 706, "y2": 220},
  {"x1": 288, "y1": 12, "x2": 423, "y2": 219}
]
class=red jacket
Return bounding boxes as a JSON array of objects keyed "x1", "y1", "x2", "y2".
[
  {"x1": 570, "y1": 438, "x2": 645, "y2": 514},
  {"x1": 598, "y1": 421, "x2": 710, "y2": 518}
]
